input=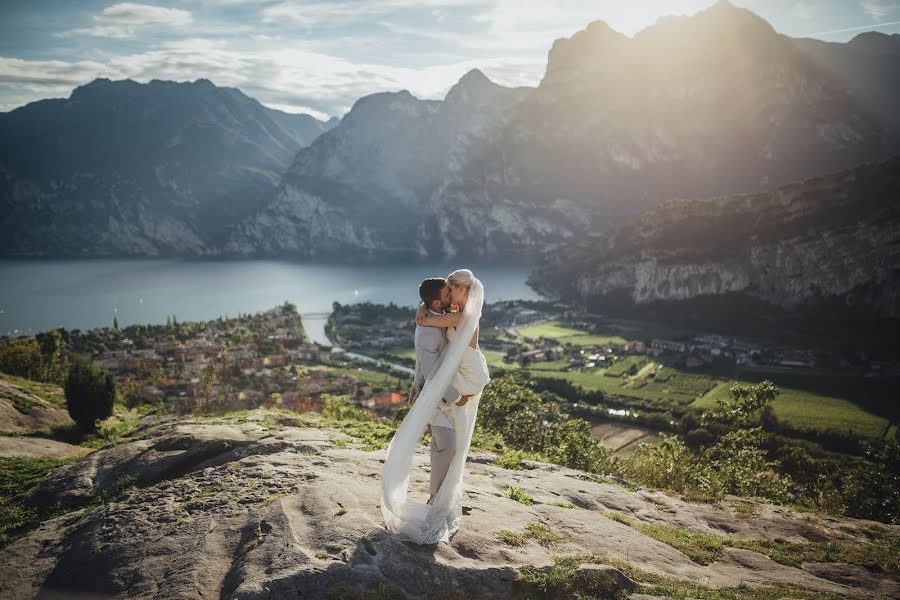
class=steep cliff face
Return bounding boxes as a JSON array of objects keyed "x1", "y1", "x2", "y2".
[
  {"x1": 224, "y1": 70, "x2": 585, "y2": 259},
  {"x1": 225, "y1": 1, "x2": 898, "y2": 260},
  {"x1": 518, "y1": 1, "x2": 893, "y2": 205},
  {"x1": 530, "y1": 156, "x2": 900, "y2": 318},
  {"x1": 0, "y1": 78, "x2": 335, "y2": 257}
]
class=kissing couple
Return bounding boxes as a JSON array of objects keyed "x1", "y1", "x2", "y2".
[{"x1": 380, "y1": 268, "x2": 491, "y2": 545}]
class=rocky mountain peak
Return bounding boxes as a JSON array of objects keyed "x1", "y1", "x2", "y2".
[
  {"x1": 444, "y1": 68, "x2": 504, "y2": 105},
  {"x1": 848, "y1": 31, "x2": 900, "y2": 53},
  {"x1": 69, "y1": 77, "x2": 138, "y2": 101}
]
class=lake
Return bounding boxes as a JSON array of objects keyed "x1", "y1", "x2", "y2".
[{"x1": 0, "y1": 258, "x2": 543, "y2": 345}]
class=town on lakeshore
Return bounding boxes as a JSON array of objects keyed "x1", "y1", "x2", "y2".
[{"x1": 5, "y1": 299, "x2": 894, "y2": 456}]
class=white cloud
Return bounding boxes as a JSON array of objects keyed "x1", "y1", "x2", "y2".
[
  {"x1": 861, "y1": 1, "x2": 899, "y2": 20},
  {"x1": 57, "y1": 2, "x2": 192, "y2": 38},
  {"x1": 96, "y1": 3, "x2": 193, "y2": 26},
  {"x1": 0, "y1": 36, "x2": 541, "y2": 119},
  {"x1": 260, "y1": 0, "x2": 490, "y2": 27}
]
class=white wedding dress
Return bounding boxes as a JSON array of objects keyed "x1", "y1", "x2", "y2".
[{"x1": 380, "y1": 278, "x2": 490, "y2": 544}]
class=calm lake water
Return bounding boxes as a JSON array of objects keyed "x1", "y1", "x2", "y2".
[{"x1": 0, "y1": 258, "x2": 542, "y2": 345}]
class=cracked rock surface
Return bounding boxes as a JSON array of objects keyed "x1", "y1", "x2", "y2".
[{"x1": 1, "y1": 410, "x2": 897, "y2": 599}]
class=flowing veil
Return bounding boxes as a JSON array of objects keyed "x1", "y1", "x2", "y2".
[{"x1": 380, "y1": 278, "x2": 485, "y2": 544}]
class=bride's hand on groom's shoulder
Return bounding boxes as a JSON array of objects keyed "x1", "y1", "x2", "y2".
[{"x1": 415, "y1": 304, "x2": 428, "y2": 326}]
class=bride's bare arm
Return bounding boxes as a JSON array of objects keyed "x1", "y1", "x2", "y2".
[{"x1": 414, "y1": 302, "x2": 462, "y2": 327}]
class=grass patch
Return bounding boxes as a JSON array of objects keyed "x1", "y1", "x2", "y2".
[
  {"x1": 516, "y1": 554, "x2": 626, "y2": 600},
  {"x1": 600, "y1": 511, "x2": 634, "y2": 526},
  {"x1": 547, "y1": 501, "x2": 577, "y2": 509},
  {"x1": 499, "y1": 522, "x2": 563, "y2": 548},
  {"x1": 630, "y1": 523, "x2": 726, "y2": 565},
  {"x1": 318, "y1": 419, "x2": 397, "y2": 451},
  {"x1": 34, "y1": 405, "x2": 143, "y2": 449},
  {"x1": 0, "y1": 372, "x2": 66, "y2": 408},
  {"x1": 503, "y1": 486, "x2": 534, "y2": 505},
  {"x1": 598, "y1": 512, "x2": 900, "y2": 572},
  {"x1": 554, "y1": 553, "x2": 860, "y2": 600},
  {"x1": 194, "y1": 483, "x2": 227, "y2": 498},
  {"x1": 0, "y1": 453, "x2": 135, "y2": 548},
  {"x1": 495, "y1": 449, "x2": 538, "y2": 470},
  {"x1": 498, "y1": 529, "x2": 529, "y2": 546},
  {"x1": 524, "y1": 522, "x2": 563, "y2": 547}
]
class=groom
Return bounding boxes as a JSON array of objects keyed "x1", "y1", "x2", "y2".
[{"x1": 409, "y1": 277, "x2": 465, "y2": 505}]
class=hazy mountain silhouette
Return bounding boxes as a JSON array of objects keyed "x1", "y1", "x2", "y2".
[{"x1": 0, "y1": 78, "x2": 335, "y2": 256}]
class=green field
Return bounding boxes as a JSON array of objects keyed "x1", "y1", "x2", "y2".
[
  {"x1": 692, "y1": 382, "x2": 893, "y2": 439},
  {"x1": 382, "y1": 346, "x2": 417, "y2": 361},
  {"x1": 342, "y1": 314, "x2": 896, "y2": 441},
  {"x1": 516, "y1": 320, "x2": 629, "y2": 347},
  {"x1": 486, "y1": 348, "x2": 893, "y2": 439},
  {"x1": 604, "y1": 355, "x2": 650, "y2": 378},
  {"x1": 320, "y1": 366, "x2": 411, "y2": 389}
]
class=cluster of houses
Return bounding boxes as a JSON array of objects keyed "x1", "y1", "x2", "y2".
[
  {"x1": 94, "y1": 336, "x2": 341, "y2": 408},
  {"x1": 508, "y1": 322, "x2": 821, "y2": 372}
]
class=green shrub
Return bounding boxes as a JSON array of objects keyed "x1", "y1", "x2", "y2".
[{"x1": 64, "y1": 355, "x2": 116, "y2": 432}]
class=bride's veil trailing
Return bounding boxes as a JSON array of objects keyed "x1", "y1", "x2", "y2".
[{"x1": 380, "y1": 277, "x2": 485, "y2": 544}]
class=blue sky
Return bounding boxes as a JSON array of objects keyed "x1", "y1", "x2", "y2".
[{"x1": 1, "y1": 0, "x2": 899, "y2": 120}]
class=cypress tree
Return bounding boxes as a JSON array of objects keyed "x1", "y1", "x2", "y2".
[{"x1": 65, "y1": 355, "x2": 116, "y2": 431}]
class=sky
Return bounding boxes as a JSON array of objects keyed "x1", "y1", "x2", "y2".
[{"x1": 1, "y1": 0, "x2": 899, "y2": 120}]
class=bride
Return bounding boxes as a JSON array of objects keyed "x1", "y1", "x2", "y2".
[{"x1": 380, "y1": 268, "x2": 491, "y2": 544}]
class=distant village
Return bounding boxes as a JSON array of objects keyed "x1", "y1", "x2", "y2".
[
  {"x1": 40, "y1": 296, "x2": 891, "y2": 420},
  {"x1": 80, "y1": 304, "x2": 410, "y2": 415},
  {"x1": 328, "y1": 300, "x2": 896, "y2": 377}
]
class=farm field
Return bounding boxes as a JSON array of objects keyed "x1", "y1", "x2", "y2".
[
  {"x1": 692, "y1": 382, "x2": 894, "y2": 440},
  {"x1": 489, "y1": 350, "x2": 894, "y2": 439},
  {"x1": 348, "y1": 315, "x2": 896, "y2": 441},
  {"x1": 515, "y1": 320, "x2": 629, "y2": 347}
]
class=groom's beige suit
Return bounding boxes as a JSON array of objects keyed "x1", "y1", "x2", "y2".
[{"x1": 411, "y1": 308, "x2": 462, "y2": 498}]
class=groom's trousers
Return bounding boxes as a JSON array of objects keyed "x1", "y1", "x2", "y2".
[{"x1": 430, "y1": 425, "x2": 457, "y2": 496}]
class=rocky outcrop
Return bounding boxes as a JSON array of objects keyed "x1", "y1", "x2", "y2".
[
  {"x1": 0, "y1": 378, "x2": 71, "y2": 436},
  {"x1": 529, "y1": 155, "x2": 900, "y2": 318},
  {"x1": 1, "y1": 409, "x2": 897, "y2": 598},
  {"x1": 0, "y1": 78, "x2": 335, "y2": 257}
]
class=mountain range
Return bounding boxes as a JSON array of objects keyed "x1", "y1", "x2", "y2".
[
  {"x1": 1, "y1": 0, "x2": 899, "y2": 319},
  {"x1": 223, "y1": 1, "x2": 900, "y2": 260},
  {"x1": 0, "y1": 78, "x2": 336, "y2": 256}
]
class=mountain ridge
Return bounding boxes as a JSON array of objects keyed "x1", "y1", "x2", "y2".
[
  {"x1": 2, "y1": 4, "x2": 899, "y2": 260},
  {"x1": 529, "y1": 154, "x2": 900, "y2": 319}
]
